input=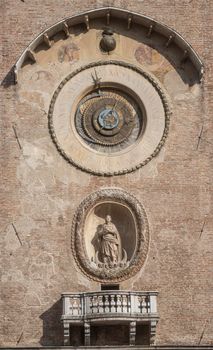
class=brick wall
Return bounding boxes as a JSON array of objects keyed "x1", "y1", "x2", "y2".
[{"x1": 0, "y1": 0, "x2": 213, "y2": 347}]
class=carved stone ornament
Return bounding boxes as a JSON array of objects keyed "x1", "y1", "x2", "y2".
[
  {"x1": 71, "y1": 188, "x2": 149, "y2": 282},
  {"x1": 48, "y1": 60, "x2": 171, "y2": 176},
  {"x1": 100, "y1": 28, "x2": 116, "y2": 52}
]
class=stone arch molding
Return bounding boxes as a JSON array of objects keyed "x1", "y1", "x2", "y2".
[
  {"x1": 71, "y1": 188, "x2": 149, "y2": 283},
  {"x1": 14, "y1": 7, "x2": 203, "y2": 82}
]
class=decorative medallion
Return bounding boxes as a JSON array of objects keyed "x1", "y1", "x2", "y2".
[
  {"x1": 48, "y1": 60, "x2": 171, "y2": 175},
  {"x1": 71, "y1": 188, "x2": 149, "y2": 282}
]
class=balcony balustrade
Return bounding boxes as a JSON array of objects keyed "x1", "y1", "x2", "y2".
[{"x1": 61, "y1": 290, "x2": 159, "y2": 346}]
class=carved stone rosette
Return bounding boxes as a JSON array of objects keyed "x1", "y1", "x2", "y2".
[{"x1": 71, "y1": 188, "x2": 149, "y2": 282}]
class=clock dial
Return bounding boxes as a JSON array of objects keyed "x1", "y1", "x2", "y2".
[
  {"x1": 48, "y1": 61, "x2": 169, "y2": 175},
  {"x1": 75, "y1": 88, "x2": 143, "y2": 152}
]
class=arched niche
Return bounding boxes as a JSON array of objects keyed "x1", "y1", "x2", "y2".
[
  {"x1": 71, "y1": 188, "x2": 149, "y2": 282},
  {"x1": 85, "y1": 201, "x2": 137, "y2": 263}
]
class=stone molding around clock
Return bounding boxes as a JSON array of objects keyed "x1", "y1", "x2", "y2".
[{"x1": 48, "y1": 60, "x2": 171, "y2": 176}]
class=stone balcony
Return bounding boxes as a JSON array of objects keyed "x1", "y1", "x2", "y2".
[{"x1": 61, "y1": 291, "x2": 159, "y2": 346}]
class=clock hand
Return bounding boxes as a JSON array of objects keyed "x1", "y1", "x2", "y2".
[{"x1": 91, "y1": 69, "x2": 102, "y2": 90}]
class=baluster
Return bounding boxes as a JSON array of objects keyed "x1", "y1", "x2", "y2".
[
  {"x1": 110, "y1": 294, "x2": 116, "y2": 313},
  {"x1": 137, "y1": 296, "x2": 142, "y2": 313},
  {"x1": 98, "y1": 295, "x2": 104, "y2": 313},
  {"x1": 70, "y1": 297, "x2": 79, "y2": 315},
  {"x1": 91, "y1": 295, "x2": 98, "y2": 314},
  {"x1": 147, "y1": 295, "x2": 151, "y2": 313},
  {"x1": 69, "y1": 297, "x2": 73, "y2": 315},
  {"x1": 117, "y1": 294, "x2": 122, "y2": 313},
  {"x1": 104, "y1": 295, "x2": 110, "y2": 313},
  {"x1": 127, "y1": 294, "x2": 131, "y2": 313},
  {"x1": 73, "y1": 297, "x2": 80, "y2": 316},
  {"x1": 122, "y1": 294, "x2": 128, "y2": 313},
  {"x1": 141, "y1": 296, "x2": 147, "y2": 314}
]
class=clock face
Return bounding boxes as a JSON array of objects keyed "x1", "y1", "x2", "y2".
[
  {"x1": 48, "y1": 61, "x2": 169, "y2": 175},
  {"x1": 75, "y1": 88, "x2": 143, "y2": 152}
]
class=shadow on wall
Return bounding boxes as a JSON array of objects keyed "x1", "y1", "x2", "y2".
[
  {"x1": 39, "y1": 298, "x2": 63, "y2": 346},
  {"x1": 1, "y1": 67, "x2": 16, "y2": 88}
]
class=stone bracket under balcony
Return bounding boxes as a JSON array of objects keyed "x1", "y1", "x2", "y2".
[{"x1": 61, "y1": 291, "x2": 159, "y2": 346}]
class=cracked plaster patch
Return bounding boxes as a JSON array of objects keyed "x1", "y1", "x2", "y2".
[{"x1": 22, "y1": 140, "x2": 54, "y2": 170}]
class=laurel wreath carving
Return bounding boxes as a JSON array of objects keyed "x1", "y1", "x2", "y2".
[{"x1": 71, "y1": 188, "x2": 149, "y2": 282}]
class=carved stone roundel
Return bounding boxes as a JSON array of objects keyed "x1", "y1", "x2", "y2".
[
  {"x1": 71, "y1": 188, "x2": 149, "y2": 282},
  {"x1": 48, "y1": 60, "x2": 171, "y2": 176}
]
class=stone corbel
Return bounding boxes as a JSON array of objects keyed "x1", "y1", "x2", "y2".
[
  {"x1": 180, "y1": 49, "x2": 189, "y2": 64},
  {"x1": 146, "y1": 22, "x2": 155, "y2": 38},
  {"x1": 62, "y1": 22, "x2": 70, "y2": 37},
  {"x1": 129, "y1": 321, "x2": 136, "y2": 346},
  {"x1": 43, "y1": 33, "x2": 51, "y2": 48},
  {"x1": 84, "y1": 321, "x2": 91, "y2": 346},
  {"x1": 26, "y1": 50, "x2": 36, "y2": 63},
  {"x1": 85, "y1": 15, "x2": 89, "y2": 30},
  {"x1": 127, "y1": 15, "x2": 132, "y2": 30},
  {"x1": 106, "y1": 11, "x2": 110, "y2": 25},
  {"x1": 165, "y1": 34, "x2": 174, "y2": 48},
  {"x1": 63, "y1": 322, "x2": 70, "y2": 345},
  {"x1": 150, "y1": 320, "x2": 157, "y2": 345},
  {"x1": 14, "y1": 66, "x2": 18, "y2": 84}
]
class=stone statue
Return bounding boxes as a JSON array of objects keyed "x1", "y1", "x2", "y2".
[{"x1": 98, "y1": 215, "x2": 121, "y2": 264}]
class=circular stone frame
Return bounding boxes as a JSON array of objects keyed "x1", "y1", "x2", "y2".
[
  {"x1": 48, "y1": 60, "x2": 171, "y2": 176},
  {"x1": 71, "y1": 188, "x2": 149, "y2": 282}
]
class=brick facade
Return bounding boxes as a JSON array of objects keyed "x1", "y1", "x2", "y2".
[{"x1": 0, "y1": 0, "x2": 213, "y2": 347}]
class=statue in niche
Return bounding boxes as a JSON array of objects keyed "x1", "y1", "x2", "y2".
[{"x1": 98, "y1": 215, "x2": 122, "y2": 264}]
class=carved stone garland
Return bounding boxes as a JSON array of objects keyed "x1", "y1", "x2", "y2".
[{"x1": 71, "y1": 188, "x2": 149, "y2": 282}]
